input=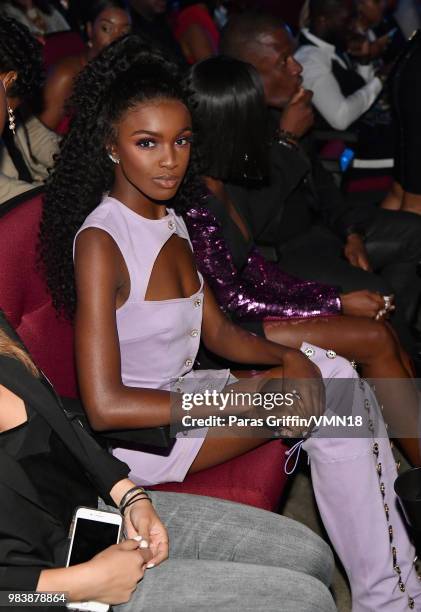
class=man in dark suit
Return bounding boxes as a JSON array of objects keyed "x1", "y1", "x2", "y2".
[{"x1": 221, "y1": 10, "x2": 421, "y2": 355}]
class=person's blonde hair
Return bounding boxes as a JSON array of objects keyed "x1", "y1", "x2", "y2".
[{"x1": 0, "y1": 329, "x2": 39, "y2": 376}]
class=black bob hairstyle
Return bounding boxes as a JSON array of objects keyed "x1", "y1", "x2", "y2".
[{"x1": 184, "y1": 55, "x2": 269, "y2": 182}]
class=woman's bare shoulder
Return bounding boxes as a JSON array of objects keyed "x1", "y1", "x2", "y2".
[{"x1": 47, "y1": 53, "x2": 85, "y2": 83}]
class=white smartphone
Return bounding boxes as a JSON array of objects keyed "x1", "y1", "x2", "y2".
[{"x1": 66, "y1": 506, "x2": 123, "y2": 612}]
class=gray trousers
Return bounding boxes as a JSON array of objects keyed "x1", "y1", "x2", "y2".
[{"x1": 111, "y1": 491, "x2": 336, "y2": 612}]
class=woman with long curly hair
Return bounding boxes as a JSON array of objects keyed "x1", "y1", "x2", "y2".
[
  {"x1": 39, "y1": 35, "x2": 421, "y2": 610},
  {"x1": 0, "y1": 90, "x2": 334, "y2": 608},
  {"x1": 0, "y1": 16, "x2": 59, "y2": 203}
]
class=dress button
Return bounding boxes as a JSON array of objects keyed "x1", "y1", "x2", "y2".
[
  {"x1": 304, "y1": 347, "x2": 315, "y2": 358},
  {"x1": 190, "y1": 329, "x2": 199, "y2": 338},
  {"x1": 178, "y1": 376, "x2": 184, "y2": 383},
  {"x1": 326, "y1": 349, "x2": 336, "y2": 359},
  {"x1": 194, "y1": 299, "x2": 201, "y2": 308},
  {"x1": 185, "y1": 359, "x2": 193, "y2": 367},
  {"x1": 176, "y1": 387, "x2": 182, "y2": 393},
  {"x1": 168, "y1": 220, "x2": 175, "y2": 230}
]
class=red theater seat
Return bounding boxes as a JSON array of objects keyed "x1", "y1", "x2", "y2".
[
  {"x1": 43, "y1": 30, "x2": 86, "y2": 72},
  {"x1": 0, "y1": 190, "x2": 289, "y2": 511}
]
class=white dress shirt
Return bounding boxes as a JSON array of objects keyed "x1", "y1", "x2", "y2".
[{"x1": 295, "y1": 28, "x2": 382, "y2": 131}]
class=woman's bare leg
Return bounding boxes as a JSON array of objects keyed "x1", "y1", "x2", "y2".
[
  {"x1": 189, "y1": 368, "x2": 272, "y2": 472},
  {"x1": 263, "y1": 315, "x2": 410, "y2": 379},
  {"x1": 263, "y1": 315, "x2": 421, "y2": 465}
]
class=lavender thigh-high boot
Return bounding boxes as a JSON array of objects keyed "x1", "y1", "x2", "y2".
[{"x1": 300, "y1": 343, "x2": 421, "y2": 612}]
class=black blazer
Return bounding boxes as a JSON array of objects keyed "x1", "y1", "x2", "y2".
[
  {"x1": 230, "y1": 134, "x2": 378, "y2": 248},
  {"x1": 0, "y1": 351, "x2": 130, "y2": 591}
]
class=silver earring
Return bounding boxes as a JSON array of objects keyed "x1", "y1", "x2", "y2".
[
  {"x1": 244, "y1": 153, "x2": 249, "y2": 161},
  {"x1": 8, "y1": 105, "x2": 15, "y2": 135},
  {"x1": 108, "y1": 153, "x2": 120, "y2": 164}
]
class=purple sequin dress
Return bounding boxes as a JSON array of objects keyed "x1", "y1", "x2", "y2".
[{"x1": 185, "y1": 198, "x2": 341, "y2": 323}]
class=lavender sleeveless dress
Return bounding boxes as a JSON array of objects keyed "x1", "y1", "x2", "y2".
[{"x1": 75, "y1": 195, "x2": 231, "y2": 485}]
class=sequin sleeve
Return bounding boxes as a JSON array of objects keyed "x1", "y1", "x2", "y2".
[{"x1": 185, "y1": 205, "x2": 342, "y2": 321}]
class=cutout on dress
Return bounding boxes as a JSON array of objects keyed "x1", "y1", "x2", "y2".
[{"x1": 144, "y1": 234, "x2": 201, "y2": 301}]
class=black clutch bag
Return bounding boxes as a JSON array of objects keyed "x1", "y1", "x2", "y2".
[{"x1": 61, "y1": 397, "x2": 176, "y2": 457}]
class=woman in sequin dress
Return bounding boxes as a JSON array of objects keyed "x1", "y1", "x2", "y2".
[{"x1": 184, "y1": 55, "x2": 421, "y2": 467}]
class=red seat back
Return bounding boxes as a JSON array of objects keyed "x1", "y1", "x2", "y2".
[
  {"x1": 0, "y1": 191, "x2": 77, "y2": 397},
  {"x1": 43, "y1": 30, "x2": 86, "y2": 72}
]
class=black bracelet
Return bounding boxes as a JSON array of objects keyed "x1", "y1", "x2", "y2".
[
  {"x1": 118, "y1": 486, "x2": 148, "y2": 514},
  {"x1": 121, "y1": 493, "x2": 152, "y2": 515}
]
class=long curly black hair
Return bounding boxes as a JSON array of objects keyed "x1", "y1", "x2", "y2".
[
  {"x1": 0, "y1": 16, "x2": 44, "y2": 100},
  {"x1": 39, "y1": 34, "x2": 201, "y2": 320}
]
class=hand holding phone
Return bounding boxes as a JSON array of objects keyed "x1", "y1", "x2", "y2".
[
  {"x1": 66, "y1": 507, "x2": 123, "y2": 612},
  {"x1": 80, "y1": 540, "x2": 148, "y2": 608}
]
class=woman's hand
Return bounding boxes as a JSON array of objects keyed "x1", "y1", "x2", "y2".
[
  {"x1": 85, "y1": 540, "x2": 147, "y2": 604},
  {"x1": 344, "y1": 234, "x2": 372, "y2": 271},
  {"x1": 340, "y1": 290, "x2": 395, "y2": 320},
  {"x1": 37, "y1": 540, "x2": 148, "y2": 605},
  {"x1": 340, "y1": 290, "x2": 387, "y2": 318},
  {"x1": 124, "y1": 499, "x2": 169, "y2": 569},
  {"x1": 257, "y1": 350, "x2": 325, "y2": 437}
]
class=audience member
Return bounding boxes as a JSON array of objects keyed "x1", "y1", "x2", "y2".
[
  {"x1": 352, "y1": 0, "x2": 394, "y2": 61},
  {"x1": 184, "y1": 55, "x2": 421, "y2": 469},
  {"x1": 220, "y1": 11, "x2": 421, "y2": 362},
  {"x1": 128, "y1": 0, "x2": 184, "y2": 62},
  {"x1": 170, "y1": 0, "x2": 219, "y2": 63},
  {"x1": 371, "y1": 0, "x2": 407, "y2": 64},
  {"x1": 295, "y1": 0, "x2": 387, "y2": 145},
  {"x1": 49, "y1": 0, "x2": 85, "y2": 30},
  {"x1": 0, "y1": 312, "x2": 336, "y2": 611},
  {"x1": 0, "y1": 0, "x2": 69, "y2": 37},
  {"x1": 38, "y1": 36, "x2": 421, "y2": 611},
  {"x1": 0, "y1": 16, "x2": 59, "y2": 204},
  {"x1": 394, "y1": 0, "x2": 421, "y2": 37},
  {"x1": 39, "y1": 0, "x2": 131, "y2": 132},
  {"x1": 382, "y1": 30, "x2": 421, "y2": 214},
  {"x1": 41, "y1": 35, "x2": 323, "y2": 482}
]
